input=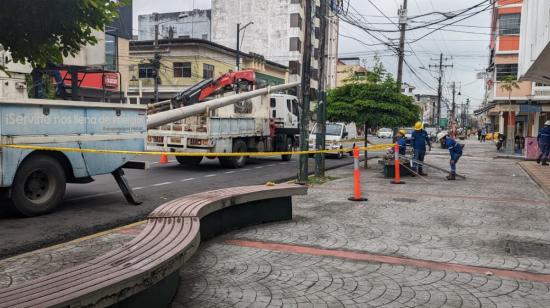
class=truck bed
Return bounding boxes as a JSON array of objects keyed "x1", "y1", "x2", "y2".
[{"x1": 0, "y1": 98, "x2": 147, "y2": 187}]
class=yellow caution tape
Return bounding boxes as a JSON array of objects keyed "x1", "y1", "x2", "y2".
[{"x1": 0, "y1": 143, "x2": 393, "y2": 157}]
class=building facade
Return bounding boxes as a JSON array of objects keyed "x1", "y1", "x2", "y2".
[
  {"x1": 128, "y1": 39, "x2": 288, "y2": 102},
  {"x1": 138, "y1": 10, "x2": 212, "y2": 41},
  {"x1": 415, "y1": 94, "x2": 439, "y2": 125},
  {"x1": 335, "y1": 57, "x2": 367, "y2": 87},
  {"x1": 482, "y1": 0, "x2": 544, "y2": 141},
  {"x1": 210, "y1": 0, "x2": 339, "y2": 97}
]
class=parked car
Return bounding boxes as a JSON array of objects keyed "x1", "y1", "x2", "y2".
[{"x1": 377, "y1": 128, "x2": 393, "y2": 139}]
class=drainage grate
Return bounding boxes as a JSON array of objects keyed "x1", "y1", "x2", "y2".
[{"x1": 505, "y1": 241, "x2": 550, "y2": 259}]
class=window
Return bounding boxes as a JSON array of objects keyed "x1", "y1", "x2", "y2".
[
  {"x1": 499, "y1": 13, "x2": 521, "y2": 35},
  {"x1": 203, "y1": 64, "x2": 214, "y2": 79},
  {"x1": 138, "y1": 64, "x2": 155, "y2": 78},
  {"x1": 496, "y1": 64, "x2": 518, "y2": 80},
  {"x1": 290, "y1": 13, "x2": 302, "y2": 29},
  {"x1": 270, "y1": 98, "x2": 277, "y2": 107},
  {"x1": 289, "y1": 37, "x2": 302, "y2": 52},
  {"x1": 174, "y1": 62, "x2": 191, "y2": 78},
  {"x1": 292, "y1": 100, "x2": 300, "y2": 117},
  {"x1": 202, "y1": 34, "x2": 208, "y2": 40},
  {"x1": 287, "y1": 99, "x2": 292, "y2": 113},
  {"x1": 289, "y1": 61, "x2": 301, "y2": 75},
  {"x1": 105, "y1": 34, "x2": 117, "y2": 71},
  {"x1": 291, "y1": 0, "x2": 302, "y2": 5}
]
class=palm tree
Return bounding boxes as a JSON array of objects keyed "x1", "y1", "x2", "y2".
[{"x1": 500, "y1": 75, "x2": 520, "y2": 154}]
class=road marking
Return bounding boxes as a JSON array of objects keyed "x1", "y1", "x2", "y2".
[
  {"x1": 255, "y1": 166, "x2": 263, "y2": 169},
  {"x1": 242, "y1": 168, "x2": 251, "y2": 171},
  {"x1": 180, "y1": 178, "x2": 195, "y2": 182},
  {"x1": 225, "y1": 171, "x2": 236, "y2": 174},
  {"x1": 153, "y1": 182, "x2": 172, "y2": 187},
  {"x1": 134, "y1": 187, "x2": 144, "y2": 190},
  {"x1": 204, "y1": 174, "x2": 216, "y2": 178},
  {"x1": 225, "y1": 240, "x2": 550, "y2": 283},
  {"x1": 267, "y1": 164, "x2": 276, "y2": 167}
]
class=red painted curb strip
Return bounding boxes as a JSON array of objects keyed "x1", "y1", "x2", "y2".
[{"x1": 226, "y1": 239, "x2": 550, "y2": 283}]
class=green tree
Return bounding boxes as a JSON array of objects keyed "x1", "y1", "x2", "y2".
[
  {"x1": 499, "y1": 75, "x2": 520, "y2": 152},
  {"x1": 0, "y1": 0, "x2": 126, "y2": 70},
  {"x1": 327, "y1": 72, "x2": 420, "y2": 129}
]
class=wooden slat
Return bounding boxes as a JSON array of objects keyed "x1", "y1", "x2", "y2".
[{"x1": 0, "y1": 184, "x2": 306, "y2": 308}]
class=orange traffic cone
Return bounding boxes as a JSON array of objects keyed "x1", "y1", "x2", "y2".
[{"x1": 159, "y1": 153, "x2": 169, "y2": 164}]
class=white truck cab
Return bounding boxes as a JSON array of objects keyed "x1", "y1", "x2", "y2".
[
  {"x1": 269, "y1": 94, "x2": 300, "y2": 132},
  {"x1": 309, "y1": 122, "x2": 353, "y2": 159}
]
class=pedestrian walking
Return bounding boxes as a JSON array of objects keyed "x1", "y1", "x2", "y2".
[
  {"x1": 537, "y1": 120, "x2": 550, "y2": 165},
  {"x1": 439, "y1": 133, "x2": 464, "y2": 180},
  {"x1": 411, "y1": 122, "x2": 432, "y2": 176},
  {"x1": 477, "y1": 129, "x2": 482, "y2": 141},
  {"x1": 480, "y1": 129, "x2": 487, "y2": 143}
]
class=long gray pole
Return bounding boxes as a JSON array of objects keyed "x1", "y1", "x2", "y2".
[
  {"x1": 298, "y1": 0, "x2": 313, "y2": 184},
  {"x1": 396, "y1": 0, "x2": 408, "y2": 88},
  {"x1": 147, "y1": 82, "x2": 300, "y2": 129},
  {"x1": 315, "y1": 0, "x2": 328, "y2": 178}
]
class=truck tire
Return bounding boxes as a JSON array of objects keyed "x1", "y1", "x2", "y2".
[
  {"x1": 220, "y1": 140, "x2": 247, "y2": 168},
  {"x1": 176, "y1": 156, "x2": 203, "y2": 166},
  {"x1": 11, "y1": 155, "x2": 66, "y2": 217},
  {"x1": 281, "y1": 137, "x2": 293, "y2": 161}
]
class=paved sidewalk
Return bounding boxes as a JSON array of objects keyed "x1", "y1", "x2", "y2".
[
  {"x1": 2, "y1": 139, "x2": 550, "y2": 307},
  {"x1": 519, "y1": 161, "x2": 550, "y2": 197}
]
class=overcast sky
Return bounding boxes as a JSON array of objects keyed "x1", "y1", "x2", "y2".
[{"x1": 133, "y1": 0, "x2": 491, "y2": 109}]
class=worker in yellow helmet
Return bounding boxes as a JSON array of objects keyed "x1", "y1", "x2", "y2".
[{"x1": 411, "y1": 122, "x2": 431, "y2": 176}]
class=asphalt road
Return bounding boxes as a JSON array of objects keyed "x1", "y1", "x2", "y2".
[{"x1": 0, "y1": 152, "x2": 363, "y2": 258}]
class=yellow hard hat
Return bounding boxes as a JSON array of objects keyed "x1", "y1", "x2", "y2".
[
  {"x1": 398, "y1": 129, "x2": 406, "y2": 135},
  {"x1": 415, "y1": 122, "x2": 423, "y2": 130}
]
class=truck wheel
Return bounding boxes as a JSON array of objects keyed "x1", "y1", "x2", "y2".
[
  {"x1": 220, "y1": 140, "x2": 248, "y2": 168},
  {"x1": 176, "y1": 156, "x2": 203, "y2": 166},
  {"x1": 11, "y1": 155, "x2": 66, "y2": 217},
  {"x1": 282, "y1": 137, "x2": 293, "y2": 161}
]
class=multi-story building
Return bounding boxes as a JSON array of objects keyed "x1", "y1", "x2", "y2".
[
  {"x1": 335, "y1": 57, "x2": 367, "y2": 86},
  {"x1": 483, "y1": 0, "x2": 539, "y2": 139},
  {"x1": 58, "y1": 3, "x2": 133, "y2": 102},
  {"x1": 128, "y1": 38, "x2": 288, "y2": 102},
  {"x1": 138, "y1": 10, "x2": 212, "y2": 41},
  {"x1": 210, "y1": 0, "x2": 339, "y2": 97},
  {"x1": 518, "y1": 0, "x2": 550, "y2": 133}
]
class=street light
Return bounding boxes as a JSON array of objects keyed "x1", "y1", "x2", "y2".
[
  {"x1": 236, "y1": 22, "x2": 254, "y2": 70},
  {"x1": 152, "y1": 12, "x2": 187, "y2": 103}
]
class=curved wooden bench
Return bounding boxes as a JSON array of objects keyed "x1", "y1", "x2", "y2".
[{"x1": 0, "y1": 184, "x2": 306, "y2": 308}]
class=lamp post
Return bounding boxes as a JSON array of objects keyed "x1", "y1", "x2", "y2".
[
  {"x1": 236, "y1": 22, "x2": 254, "y2": 70},
  {"x1": 526, "y1": 94, "x2": 534, "y2": 137},
  {"x1": 153, "y1": 12, "x2": 186, "y2": 103}
]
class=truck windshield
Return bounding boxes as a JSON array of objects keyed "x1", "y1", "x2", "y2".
[{"x1": 313, "y1": 124, "x2": 342, "y2": 136}]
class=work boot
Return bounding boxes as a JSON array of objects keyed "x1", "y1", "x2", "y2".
[
  {"x1": 446, "y1": 173, "x2": 456, "y2": 181},
  {"x1": 543, "y1": 158, "x2": 549, "y2": 166},
  {"x1": 537, "y1": 157, "x2": 541, "y2": 164},
  {"x1": 418, "y1": 170, "x2": 428, "y2": 176}
]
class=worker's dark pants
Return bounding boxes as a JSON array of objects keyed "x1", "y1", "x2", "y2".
[
  {"x1": 538, "y1": 143, "x2": 550, "y2": 163},
  {"x1": 450, "y1": 154, "x2": 461, "y2": 174},
  {"x1": 413, "y1": 149, "x2": 426, "y2": 172}
]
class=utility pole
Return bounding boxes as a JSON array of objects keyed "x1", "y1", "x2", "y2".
[
  {"x1": 315, "y1": 0, "x2": 328, "y2": 178},
  {"x1": 153, "y1": 13, "x2": 160, "y2": 103},
  {"x1": 298, "y1": 0, "x2": 313, "y2": 184},
  {"x1": 236, "y1": 22, "x2": 254, "y2": 71},
  {"x1": 429, "y1": 53, "x2": 452, "y2": 130},
  {"x1": 236, "y1": 23, "x2": 240, "y2": 70},
  {"x1": 396, "y1": 0, "x2": 408, "y2": 88}
]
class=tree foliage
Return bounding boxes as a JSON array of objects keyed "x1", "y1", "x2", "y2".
[
  {"x1": 327, "y1": 61, "x2": 420, "y2": 128},
  {"x1": 0, "y1": 0, "x2": 126, "y2": 69}
]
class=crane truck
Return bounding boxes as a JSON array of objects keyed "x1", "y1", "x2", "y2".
[{"x1": 147, "y1": 70, "x2": 301, "y2": 168}]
